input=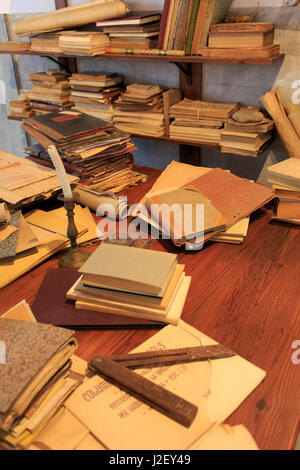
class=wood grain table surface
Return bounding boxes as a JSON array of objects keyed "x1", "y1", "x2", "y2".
[{"x1": 0, "y1": 166, "x2": 299, "y2": 450}]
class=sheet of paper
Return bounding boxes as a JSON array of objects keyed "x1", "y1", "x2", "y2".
[
  {"x1": 1, "y1": 300, "x2": 36, "y2": 322},
  {"x1": 25, "y1": 209, "x2": 87, "y2": 238},
  {"x1": 0, "y1": 165, "x2": 54, "y2": 191}
]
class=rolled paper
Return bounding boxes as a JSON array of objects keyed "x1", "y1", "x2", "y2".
[
  {"x1": 47, "y1": 145, "x2": 73, "y2": 200},
  {"x1": 76, "y1": 188, "x2": 129, "y2": 220},
  {"x1": 105, "y1": 47, "x2": 186, "y2": 56},
  {"x1": 14, "y1": 0, "x2": 130, "y2": 36}
]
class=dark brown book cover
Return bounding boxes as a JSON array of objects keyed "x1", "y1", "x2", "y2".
[
  {"x1": 23, "y1": 112, "x2": 112, "y2": 142},
  {"x1": 31, "y1": 268, "x2": 165, "y2": 330},
  {"x1": 0, "y1": 318, "x2": 75, "y2": 422}
]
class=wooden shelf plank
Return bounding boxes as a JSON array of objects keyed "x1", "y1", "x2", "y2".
[{"x1": 0, "y1": 47, "x2": 284, "y2": 65}]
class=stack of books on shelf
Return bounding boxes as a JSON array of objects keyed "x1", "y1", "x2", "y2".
[
  {"x1": 114, "y1": 83, "x2": 165, "y2": 137},
  {"x1": 220, "y1": 109, "x2": 274, "y2": 157},
  {"x1": 169, "y1": 98, "x2": 239, "y2": 144},
  {"x1": 267, "y1": 158, "x2": 300, "y2": 225},
  {"x1": 8, "y1": 98, "x2": 33, "y2": 120},
  {"x1": 58, "y1": 31, "x2": 110, "y2": 56},
  {"x1": 203, "y1": 22, "x2": 280, "y2": 59},
  {"x1": 158, "y1": 0, "x2": 233, "y2": 55},
  {"x1": 22, "y1": 111, "x2": 144, "y2": 195},
  {"x1": 97, "y1": 12, "x2": 161, "y2": 53},
  {"x1": 67, "y1": 243, "x2": 191, "y2": 325},
  {"x1": 30, "y1": 32, "x2": 66, "y2": 54},
  {"x1": 23, "y1": 71, "x2": 73, "y2": 115},
  {"x1": 70, "y1": 71, "x2": 123, "y2": 122},
  {"x1": 0, "y1": 317, "x2": 79, "y2": 450}
]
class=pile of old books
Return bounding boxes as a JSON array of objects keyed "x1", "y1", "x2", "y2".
[
  {"x1": 30, "y1": 32, "x2": 64, "y2": 54},
  {"x1": 267, "y1": 158, "x2": 300, "y2": 225},
  {"x1": 70, "y1": 71, "x2": 123, "y2": 122},
  {"x1": 67, "y1": 243, "x2": 191, "y2": 325},
  {"x1": 0, "y1": 316, "x2": 78, "y2": 449},
  {"x1": 114, "y1": 83, "x2": 165, "y2": 137},
  {"x1": 23, "y1": 71, "x2": 73, "y2": 115},
  {"x1": 203, "y1": 22, "x2": 280, "y2": 59},
  {"x1": 220, "y1": 108, "x2": 274, "y2": 157},
  {"x1": 169, "y1": 98, "x2": 239, "y2": 144},
  {"x1": 58, "y1": 31, "x2": 110, "y2": 56},
  {"x1": 97, "y1": 11, "x2": 161, "y2": 53},
  {"x1": 22, "y1": 110, "x2": 145, "y2": 195},
  {"x1": 158, "y1": 0, "x2": 233, "y2": 55},
  {"x1": 8, "y1": 98, "x2": 33, "y2": 120},
  {"x1": 135, "y1": 161, "x2": 274, "y2": 250}
]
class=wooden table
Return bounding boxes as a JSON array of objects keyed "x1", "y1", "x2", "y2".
[{"x1": 1, "y1": 167, "x2": 299, "y2": 450}]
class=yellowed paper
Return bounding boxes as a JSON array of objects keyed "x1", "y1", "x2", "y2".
[
  {"x1": 0, "y1": 225, "x2": 17, "y2": 243},
  {"x1": 1, "y1": 300, "x2": 36, "y2": 322},
  {"x1": 65, "y1": 320, "x2": 266, "y2": 450},
  {"x1": 15, "y1": 215, "x2": 40, "y2": 255}
]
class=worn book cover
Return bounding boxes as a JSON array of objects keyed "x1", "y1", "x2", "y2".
[
  {"x1": 0, "y1": 318, "x2": 76, "y2": 431},
  {"x1": 79, "y1": 244, "x2": 178, "y2": 297},
  {"x1": 24, "y1": 112, "x2": 112, "y2": 142}
]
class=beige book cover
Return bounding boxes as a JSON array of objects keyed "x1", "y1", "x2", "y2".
[
  {"x1": 65, "y1": 320, "x2": 266, "y2": 450},
  {"x1": 1, "y1": 300, "x2": 36, "y2": 322},
  {"x1": 267, "y1": 158, "x2": 300, "y2": 189},
  {"x1": 79, "y1": 243, "x2": 178, "y2": 297}
]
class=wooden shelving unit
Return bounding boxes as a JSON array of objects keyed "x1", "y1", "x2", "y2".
[{"x1": 2, "y1": 0, "x2": 284, "y2": 166}]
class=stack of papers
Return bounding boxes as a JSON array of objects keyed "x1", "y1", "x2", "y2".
[
  {"x1": 169, "y1": 98, "x2": 239, "y2": 144},
  {"x1": 70, "y1": 71, "x2": 123, "y2": 122},
  {"x1": 114, "y1": 83, "x2": 165, "y2": 137}
]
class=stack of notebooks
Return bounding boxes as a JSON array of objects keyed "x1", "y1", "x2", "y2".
[
  {"x1": 30, "y1": 32, "x2": 67, "y2": 54},
  {"x1": 58, "y1": 31, "x2": 110, "y2": 56},
  {"x1": 158, "y1": 0, "x2": 233, "y2": 55},
  {"x1": 70, "y1": 71, "x2": 123, "y2": 122},
  {"x1": 8, "y1": 98, "x2": 33, "y2": 120},
  {"x1": 22, "y1": 111, "x2": 145, "y2": 195},
  {"x1": 203, "y1": 22, "x2": 280, "y2": 59},
  {"x1": 220, "y1": 110, "x2": 274, "y2": 157},
  {"x1": 0, "y1": 317, "x2": 78, "y2": 450},
  {"x1": 97, "y1": 12, "x2": 161, "y2": 52},
  {"x1": 169, "y1": 98, "x2": 239, "y2": 144},
  {"x1": 24, "y1": 71, "x2": 73, "y2": 115},
  {"x1": 114, "y1": 83, "x2": 165, "y2": 137},
  {"x1": 267, "y1": 158, "x2": 300, "y2": 225},
  {"x1": 67, "y1": 243, "x2": 191, "y2": 326}
]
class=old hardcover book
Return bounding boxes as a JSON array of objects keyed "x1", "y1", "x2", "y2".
[
  {"x1": 267, "y1": 158, "x2": 300, "y2": 190},
  {"x1": 276, "y1": 199, "x2": 300, "y2": 219},
  {"x1": 24, "y1": 112, "x2": 112, "y2": 142},
  {"x1": 158, "y1": 0, "x2": 171, "y2": 49},
  {"x1": 191, "y1": 0, "x2": 233, "y2": 54},
  {"x1": 79, "y1": 244, "x2": 178, "y2": 297},
  {"x1": 31, "y1": 268, "x2": 165, "y2": 330},
  {"x1": 208, "y1": 22, "x2": 274, "y2": 48},
  {"x1": 75, "y1": 264, "x2": 185, "y2": 310},
  {"x1": 202, "y1": 44, "x2": 280, "y2": 58},
  {"x1": 184, "y1": 0, "x2": 200, "y2": 55},
  {"x1": 0, "y1": 318, "x2": 77, "y2": 431},
  {"x1": 273, "y1": 184, "x2": 300, "y2": 200}
]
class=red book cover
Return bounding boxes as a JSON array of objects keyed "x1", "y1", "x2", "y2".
[{"x1": 158, "y1": 0, "x2": 171, "y2": 50}]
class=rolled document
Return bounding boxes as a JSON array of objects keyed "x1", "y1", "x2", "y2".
[
  {"x1": 14, "y1": 0, "x2": 130, "y2": 36},
  {"x1": 76, "y1": 188, "x2": 128, "y2": 220}
]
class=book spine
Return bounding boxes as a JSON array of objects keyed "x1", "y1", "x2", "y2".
[
  {"x1": 158, "y1": 0, "x2": 171, "y2": 50},
  {"x1": 184, "y1": 0, "x2": 201, "y2": 56}
]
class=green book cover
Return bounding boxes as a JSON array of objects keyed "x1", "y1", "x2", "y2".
[{"x1": 184, "y1": 0, "x2": 201, "y2": 55}]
